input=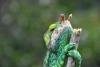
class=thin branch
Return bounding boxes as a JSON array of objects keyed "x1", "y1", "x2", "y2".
[{"x1": 66, "y1": 29, "x2": 82, "y2": 67}]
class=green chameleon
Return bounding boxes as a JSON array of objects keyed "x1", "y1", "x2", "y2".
[{"x1": 43, "y1": 14, "x2": 82, "y2": 67}]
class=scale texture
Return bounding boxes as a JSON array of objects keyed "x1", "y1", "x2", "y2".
[{"x1": 43, "y1": 22, "x2": 81, "y2": 67}]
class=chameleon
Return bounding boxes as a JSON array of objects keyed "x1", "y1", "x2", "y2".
[{"x1": 43, "y1": 14, "x2": 82, "y2": 67}]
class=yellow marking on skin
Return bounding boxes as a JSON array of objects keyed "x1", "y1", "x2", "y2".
[{"x1": 49, "y1": 24, "x2": 57, "y2": 31}]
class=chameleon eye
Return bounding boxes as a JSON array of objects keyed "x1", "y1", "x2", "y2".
[{"x1": 50, "y1": 28, "x2": 54, "y2": 32}]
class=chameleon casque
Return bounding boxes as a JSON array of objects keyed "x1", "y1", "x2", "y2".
[{"x1": 43, "y1": 14, "x2": 82, "y2": 67}]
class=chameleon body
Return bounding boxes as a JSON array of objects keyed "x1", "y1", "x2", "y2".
[{"x1": 43, "y1": 19, "x2": 81, "y2": 67}]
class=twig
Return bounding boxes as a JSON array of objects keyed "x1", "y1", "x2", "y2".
[{"x1": 66, "y1": 28, "x2": 82, "y2": 67}]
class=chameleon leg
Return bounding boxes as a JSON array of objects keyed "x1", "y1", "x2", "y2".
[
  {"x1": 67, "y1": 49, "x2": 82, "y2": 67},
  {"x1": 52, "y1": 43, "x2": 76, "y2": 67},
  {"x1": 43, "y1": 44, "x2": 77, "y2": 67},
  {"x1": 43, "y1": 51, "x2": 50, "y2": 67}
]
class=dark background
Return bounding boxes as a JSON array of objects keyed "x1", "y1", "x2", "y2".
[{"x1": 0, "y1": 0, "x2": 100, "y2": 67}]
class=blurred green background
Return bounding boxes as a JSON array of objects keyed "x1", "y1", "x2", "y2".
[{"x1": 0, "y1": 0, "x2": 100, "y2": 67}]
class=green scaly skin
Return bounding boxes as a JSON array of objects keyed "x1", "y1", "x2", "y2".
[{"x1": 43, "y1": 22, "x2": 81, "y2": 67}]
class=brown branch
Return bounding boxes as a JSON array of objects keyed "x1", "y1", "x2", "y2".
[{"x1": 66, "y1": 28, "x2": 82, "y2": 67}]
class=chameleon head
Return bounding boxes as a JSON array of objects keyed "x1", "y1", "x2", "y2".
[{"x1": 50, "y1": 14, "x2": 73, "y2": 48}]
